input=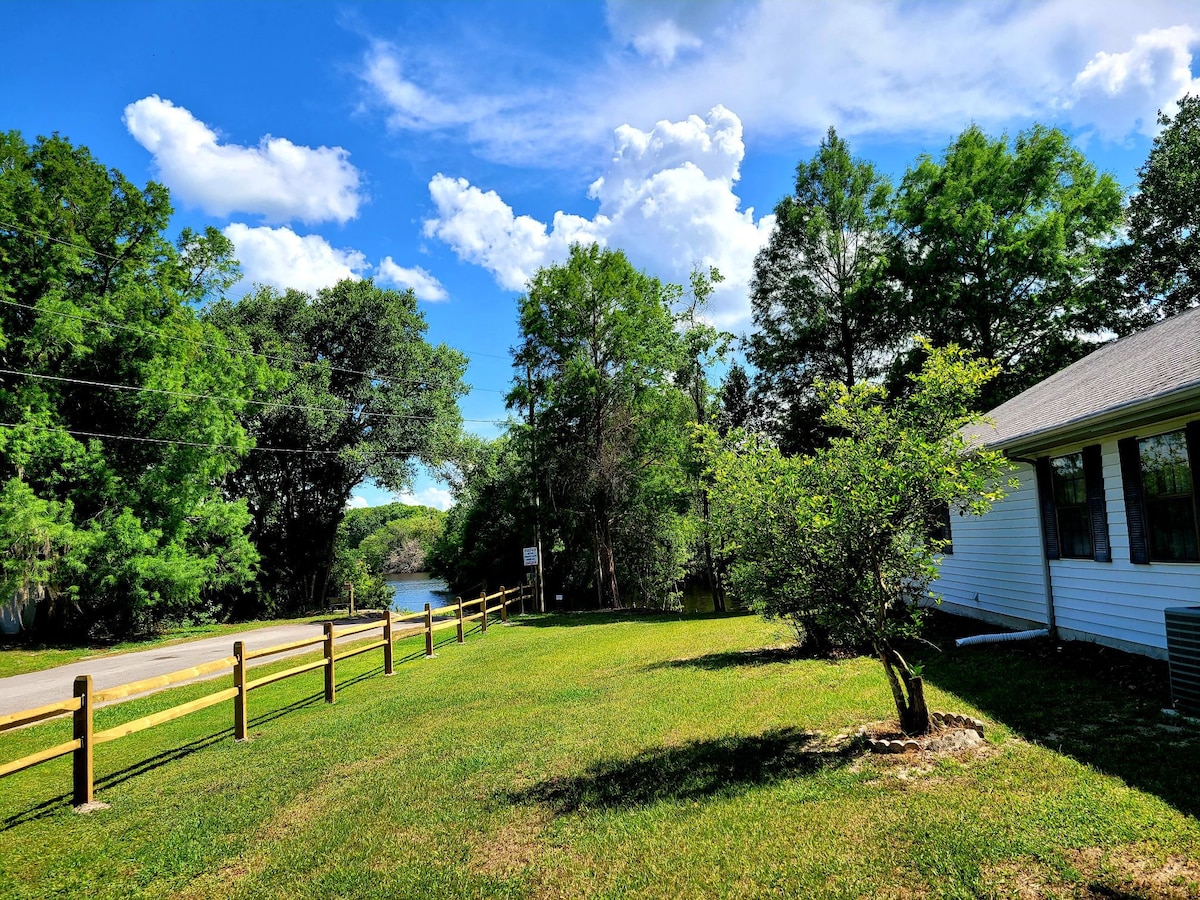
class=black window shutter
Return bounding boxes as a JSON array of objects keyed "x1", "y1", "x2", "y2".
[
  {"x1": 1082, "y1": 444, "x2": 1110, "y2": 562},
  {"x1": 1118, "y1": 436, "x2": 1149, "y2": 565},
  {"x1": 1034, "y1": 457, "x2": 1060, "y2": 560},
  {"x1": 1186, "y1": 422, "x2": 1200, "y2": 537}
]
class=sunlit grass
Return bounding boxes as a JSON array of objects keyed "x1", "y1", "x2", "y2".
[{"x1": 3, "y1": 611, "x2": 1199, "y2": 899}]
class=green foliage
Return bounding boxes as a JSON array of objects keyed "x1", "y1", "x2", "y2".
[
  {"x1": 427, "y1": 437, "x2": 534, "y2": 594},
  {"x1": 748, "y1": 127, "x2": 900, "y2": 452},
  {"x1": 892, "y1": 124, "x2": 1125, "y2": 407},
  {"x1": 205, "y1": 280, "x2": 467, "y2": 614},
  {"x1": 509, "y1": 244, "x2": 697, "y2": 608},
  {"x1": 1115, "y1": 94, "x2": 1200, "y2": 324},
  {"x1": 707, "y1": 344, "x2": 1013, "y2": 733},
  {"x1": 0, "y1": 131, "x2": 258, "y2": 638}
]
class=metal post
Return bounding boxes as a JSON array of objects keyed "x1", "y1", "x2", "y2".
[
  {"x1": 481, "y1": 589, "x2": 488, "y2": 632},
  {"x1": 72, "y1": 675, "x2": 94, "y2": 807},
  {"x1": 456, "y1": 596, "x2": 464, "y2": 643}
]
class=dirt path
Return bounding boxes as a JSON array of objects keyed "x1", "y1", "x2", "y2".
[{"x1": 0, "y1": 615, "x2": 386, "y2": 717}]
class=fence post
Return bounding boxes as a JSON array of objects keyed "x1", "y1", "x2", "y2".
[
  {"x1": 383, "y1": 611, "x2": 394, "y2": 676},
  {"x1": 456, "y1": 596, "x2": 464, "y2": 644},
  {"x1": 72, "y1": 675, "x2": 94, "y2": 808},
  {"x1": 519, "y1": 583, "x2": 525, "y2": 616},
  {"x1": 234, "y1": 641, "x2": 248, "y2": 741},
  {"x1": 481, "y1": 589, "x2": 488, "y2": 632},
  {"x1": 424, "y1": 603, "x2": 434, "y2": 658},
  {"x1": 500, "y1": 585, "x2": 508, "y2": 624},
  {"x1": 324, "y1": 621, "x2": 336, "y2": 703}
]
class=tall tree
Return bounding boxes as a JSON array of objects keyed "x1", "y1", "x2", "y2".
[
  {"x1": 892, "y1": 124, "x2": 1124, "y2": 406},
  {"x1": 0, "y1": 131, "x2": 258, "y2": 638},
  {"x1": 510, "y1": 244, "x2": 691, "y2": 609},
  {"x1": 1114, "y1": 94, "x2": 1200, "y2": 325},
  {"x1": 748, "y1": 127, "x2": 898, "y2": 453},
  {"x1": 206, "y1": 280, "x2": 466, "y2": 613}
]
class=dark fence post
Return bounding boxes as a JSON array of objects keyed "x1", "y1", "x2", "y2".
[
  {"x1": 324, "y1": 622, "x2": 336, "y2": 703},
  {"x1": 424, "y1": 603, "x2": 434, "y2": 657},
  {"x1": 383, "y1": 611, "x2": 394, "y2": 676},
  {"x1": 456, "y1": 596, "x2": 464, "y2": 644},
  {"x1": 72, "y1": 675, "x2": 94, "y2": 807},
  {"x1": 234, "y1": 641, "x2": 248, "y2": 741}
]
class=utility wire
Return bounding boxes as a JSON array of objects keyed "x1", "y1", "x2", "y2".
[
  {"x1": 0, "y1": 368, "x2": 509, "y2": 425},
  {"x1": 0, "y1": 421, "x2": 353, "y2": 455}
]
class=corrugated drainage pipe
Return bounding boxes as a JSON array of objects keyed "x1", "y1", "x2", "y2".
[{"x1": 955, "y1": 628, "x2": 1049, "y2": 648}]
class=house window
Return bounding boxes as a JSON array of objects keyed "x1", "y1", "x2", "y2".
[
  {"x1": 931, "y1": 501, "x2": 953, "y2": 554},
  {"x1": 1035, "y1": 444, "x2": 1110, "y2": 563},
  {"x1": 1138, "y1": 430, "x2": 1200, "y2": 562},
  {"x1": 1050, "y1": 453, "x2": 1093, "y2": 558}
]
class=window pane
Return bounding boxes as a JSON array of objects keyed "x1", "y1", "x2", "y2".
[
  {"x1": 1051, "y1": 454, "x2": 1087, "y2": 506},
  {"x1": 1140, "y1": 432, "x2": 1192, "y2": 498},
  {"x1": 1051, "y1": 452, "x2": 1092, "y2": 558},
  {"x1": 1139, "y1": 431, "x2": 1199, "y2": 562}
]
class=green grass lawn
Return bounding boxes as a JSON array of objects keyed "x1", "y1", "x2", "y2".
[
  {"x1": 2, "y1": 610, "x2": 1199, "y2": 899},
  {"x1": 0, "y1": 613, "x2": 341, "y2": 679}
]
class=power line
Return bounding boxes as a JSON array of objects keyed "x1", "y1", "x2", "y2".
[
  {"x1": 0, "y1": 218, "x2": 515, "y2": 379},
  {"x1": 0, "y1": 368, "x2": 508, "y2": 425},
  {"x1": 0, "y1": 421, "x2": 351, "y2": 455}
]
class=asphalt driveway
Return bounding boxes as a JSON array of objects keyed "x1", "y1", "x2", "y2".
[{"x1": 0, "y1": 616, "x2": 388, "y2": 718}]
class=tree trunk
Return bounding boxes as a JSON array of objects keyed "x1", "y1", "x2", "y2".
[
  {"x1": 878, "y1": 643, "x2": 931, "y2": 736},
  {"x1": 700, "y1": 490, "x2": 725, "y2": 612}
]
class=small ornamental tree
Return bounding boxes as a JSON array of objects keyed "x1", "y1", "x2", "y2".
[{"x1": 706, "y1": 344, "x2": 1013, "y2": 735}]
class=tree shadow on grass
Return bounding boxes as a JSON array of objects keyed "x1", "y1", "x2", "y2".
[
  {"x1": 647, "y1": 645, "x2": 813, "y2": 671},
  {"x1": 504, "y1": 726, "x2": 857, "y2": 814},
  {"x1": 919, "y1": 612, "x2": 1200, "y2": 819}
]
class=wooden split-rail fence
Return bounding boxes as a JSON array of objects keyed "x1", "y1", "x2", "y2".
[{"x1": 0, "y1": 585, "x2": 528, "y2": 808}]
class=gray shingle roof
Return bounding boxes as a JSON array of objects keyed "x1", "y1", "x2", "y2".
[{"x1": 971, "y1": 306, "x2": 1200, "y2": 453}]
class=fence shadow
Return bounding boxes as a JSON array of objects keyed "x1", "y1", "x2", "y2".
[
  {"x1": 919, "y1": 614, "x2": 1200, "y2": 818},
  {"x1": 503, "y1": 726, "x2": 855, "y2": 814}
]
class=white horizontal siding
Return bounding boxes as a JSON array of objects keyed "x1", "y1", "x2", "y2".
[
  {"x1": 935, "y1": 463, "x2": 1048, "y2": 626},
  {"x1": 1049, "y1": 438, "x2": 1200, "y2": 653}
]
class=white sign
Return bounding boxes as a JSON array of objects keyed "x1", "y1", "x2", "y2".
[
  {"x1": 555, "y1": 594, "x2": 563, "y2": 602},
  {"x1": 523, "y1": 547, "x2": 539, "y2": 566}
]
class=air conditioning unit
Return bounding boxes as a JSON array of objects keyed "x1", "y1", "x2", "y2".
[{"x1": 1165, "y1": 607, "x2": 1200, "y2": 716}]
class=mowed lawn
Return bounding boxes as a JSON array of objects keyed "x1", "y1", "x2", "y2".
[{"x1": 3, "y1": 611, "x2": 1200, "y2": 899}]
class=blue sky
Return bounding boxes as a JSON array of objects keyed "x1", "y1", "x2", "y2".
[{"x1": 5, "y1": 0, "x2": 1200, "y2": 509}]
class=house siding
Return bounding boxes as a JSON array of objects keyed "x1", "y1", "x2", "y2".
[
  {"x1": 1049, "y1": 438, "x2": 1200, "y2": 657},
  {"x1": 934, "y1": 462, "x2": 1048, "y2": 628}
]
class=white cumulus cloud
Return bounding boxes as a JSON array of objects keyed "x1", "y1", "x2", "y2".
[
  {"x1": 223, "y1": 224, "x2": 368, "y2": 294},
  {"x1": 1065, "y1": 25, "x2": 1200, "y2": 138},
  {"x1": 346, "y1": 496, "x2": 369, "y2": 509},
  {"x1": 424, "y1": 106, "x2": 773, "y2": 326},
  {"x1": 360, "y1": 1, "x2": 1200, "y2": 164},
  {"x1": 124, "y1": 95, "x2": 364, "y2": 224},
  {"x1": 376, "y1": 257, "x2": 449, "y2": 302},
  {"x1": 399, "y1": 486, "x2": 454, "y2": 511}
]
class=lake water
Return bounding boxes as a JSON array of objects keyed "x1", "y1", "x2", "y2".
[{"x1": 387, "y1": 572, "x2": 453, "y2": 614}]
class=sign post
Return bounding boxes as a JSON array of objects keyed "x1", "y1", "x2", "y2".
[{"x1": 522, "y1": 546, "x2": 541, "y2": 611}]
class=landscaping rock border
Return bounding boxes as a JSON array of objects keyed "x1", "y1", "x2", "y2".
[{"x1": 865, "y1": 711, "x2": 987, "y2": 754}]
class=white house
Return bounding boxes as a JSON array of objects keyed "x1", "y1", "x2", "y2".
[{"x1": 938, "y1": 305, "x2": 1200, "y2": 659}]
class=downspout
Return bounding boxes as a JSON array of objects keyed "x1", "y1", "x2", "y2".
[{"x1": 1011, "y1": 455, "x2": 1057, "y2": 640}]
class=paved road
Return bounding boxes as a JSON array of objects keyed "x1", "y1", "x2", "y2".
[{"x1": 0, "y1": 615, "x2": 389, "y2": 718}]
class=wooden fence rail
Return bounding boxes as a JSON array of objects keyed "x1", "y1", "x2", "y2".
[{"x1": 0, "y1": 584, "x2": 529, "y2": 808}]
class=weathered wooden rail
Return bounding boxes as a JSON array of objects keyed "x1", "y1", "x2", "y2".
[{"x1": 0, "y1": 585, "x2": 528, "y2": 808}]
